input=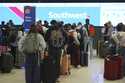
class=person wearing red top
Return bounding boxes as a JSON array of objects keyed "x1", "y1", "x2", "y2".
[{"x1": 84, "y1": 18, "x2": 95, "y2": 59}]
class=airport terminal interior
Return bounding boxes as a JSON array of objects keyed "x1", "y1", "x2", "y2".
[{"x1": 0, "y1": 3, "x2": 125, "y2": 83}]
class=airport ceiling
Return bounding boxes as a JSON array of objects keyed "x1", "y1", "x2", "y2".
[{"x1": 0, "y1": 0, "x2": 125, "y2": 3}]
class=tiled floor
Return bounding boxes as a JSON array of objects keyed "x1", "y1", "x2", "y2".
[{"x1": 0, "y1": 57, "x2": 125, "y2": 83}]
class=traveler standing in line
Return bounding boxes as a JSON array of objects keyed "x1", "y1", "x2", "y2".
[
  {"x1": 77, "y1": 22, "x2": 88, "y2": 53},
  {"x1": 67, "y1": 23, "x2": 80, "y2": 68},
  {"x1": 36, "y1": 20, "x2": 48, "y2": 37},
  {"x1": 44, "y1": 20, "x2": 68, "y2": 83},
  {"x1": 7, "y1": 20, "x2": 15, "y2": 28},
  {"x1": 103, "y1": 21, "x2": 115, "y2": 42},
  {"x1": 15, "y1": 27, "x2": 26, "y2": 68},
  {"x1": 112, "y1": 23, "x2": 125, "y2": 76},
  {"x1": 22, "y1": 23, "x2": 46, "y2": 83},
  {"x1": 36, "y1": 20, "x2": 44, "y2": 36},
  {"x1": 84, "y1": 18, "x2": 95, "y2": 59},
  {"x1": 0, "y1": 25, "x2": 10, "y2": 53},
  {"x1": 102, "y1": 23, "x2": 110, "y2": 42},
  {"x1": 0, "y1": 21, "x2": 5, "y2": 29},
  {"x1": 77, "y1": 22, "x2": 89, "y2": 66},
  {"x1": 8, "y1": 27, "x2": 18, "y2": 67},
  {"x1": 43, "y1": 20, "x2": 49, "y2": 28}
]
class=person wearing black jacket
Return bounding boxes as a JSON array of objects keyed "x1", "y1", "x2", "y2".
[{"x1": 43, "y1": 20, "x2": 68, "y2": 83}]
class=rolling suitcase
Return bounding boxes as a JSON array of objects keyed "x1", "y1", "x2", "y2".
[
  {"x1": 1, "y1": 52, "x2": 13, "y2": 73},
  {"x1": 80, "y1": 51, "x2": 88, "y2": 66},
  {"x1": 104, "y1": 55, "x2": 123, "y2": 80},
  {"x1": 60, "y1": 54, "x2": 71, "y2": 75},
  {"x1": 42, "y1": 57, "x2": 57, "y2": 83}
]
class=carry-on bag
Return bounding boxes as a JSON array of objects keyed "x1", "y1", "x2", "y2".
[
  {"x1": 80, "y1": 51, "x2": 88, "y2": 66},
  {"x1": 42, "y1": 57, "x2": 57, "y2": 83},
  {"x1": 104, "y1": 55, "x2": 123, "y2": 80},
  {"x1": 1, "y1": 52, "x2": 13, "y2": 73},
  {"x1": 60, "y1": 53, "x2": 71, "y2": 75}
]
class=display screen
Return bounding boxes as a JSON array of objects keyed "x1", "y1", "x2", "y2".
[{"x1": 0, "y1": 3, "x2": 125, "y2": 26}]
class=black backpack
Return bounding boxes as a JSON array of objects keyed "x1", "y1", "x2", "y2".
[
  {"x1": 50, "y1": 29, "x2": 64, "y2": 48},
  {"x1": 79, "y1": 26, "x2": 86, "y2": 49},
  {"x1": 8, "y1": 29, "x2": 18, "y2": 43}
]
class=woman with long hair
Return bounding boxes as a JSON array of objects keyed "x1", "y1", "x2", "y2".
[{"x1": 22, "y1": 23, "x2": 46, "y2": 83}]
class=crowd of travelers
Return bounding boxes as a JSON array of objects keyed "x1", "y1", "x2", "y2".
[{"x1": 0, "y1": 19, "x2": 125, "y2": 83}]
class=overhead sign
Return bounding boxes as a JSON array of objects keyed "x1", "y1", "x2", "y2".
[{"x1": 36, "y1": 7, "x2": 100, "y2": 26}]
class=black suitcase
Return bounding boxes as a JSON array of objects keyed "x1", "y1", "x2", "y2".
[
  {"x1": 42, "y1": 57, "x2": 57, "y2": 83},
  {"x1": 1, "y1": 52, "x2": 13, "y2": 73},
  {"x1": 80, "y1": 51, "x2": 88, "y2": 66}
]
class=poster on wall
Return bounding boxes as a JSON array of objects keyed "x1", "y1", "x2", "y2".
[{"x1": 23, "y1": 6, "x2": 35, "y2": 31}]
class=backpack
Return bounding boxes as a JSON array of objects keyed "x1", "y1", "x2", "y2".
[
  {"x1": 49, "y1": 29, "x2": 64, "y2": 48},
  {"x1": 8, "y1": 30, "x2": 18, "y2": 43},
  {"x1": 79, "y1": 26, "x2": 86, "y2": 42},
  {"x1": 84, "y1": 24, "x2": 95, "y2": 37},
  {"x1": 68, "y1": 30, "x2": 80, "y2": 46},
  {"x1": 88, "y1": 25, "x2": 95, "y2": 37},
  {"x1": 22, "y1": 33, "x2": 39, "y2": 53}
]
